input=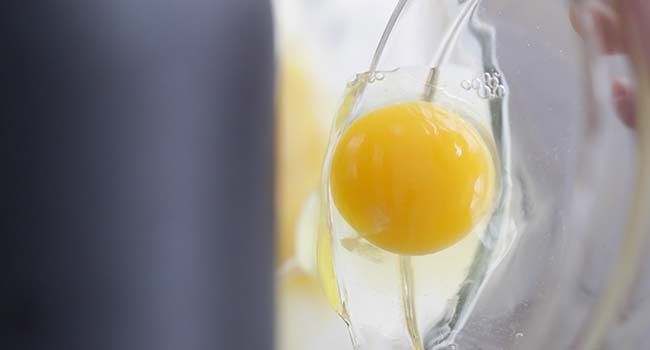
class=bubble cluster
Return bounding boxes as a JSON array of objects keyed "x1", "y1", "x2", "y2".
[
  {"x1": 461, "y1": 71, "x2": 506, "y2": 100},
  {"x1": 347, "y1": 71, "x2": 387, "y2": 87}
]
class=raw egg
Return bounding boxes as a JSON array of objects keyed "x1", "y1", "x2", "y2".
[{"x1": 330, "y1": 101, "x2": 496, "y2": 255}]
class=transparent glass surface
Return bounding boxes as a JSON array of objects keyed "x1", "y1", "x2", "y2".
[{"x1": 276, "y1": 0, "x2": 650, "y2": 349}]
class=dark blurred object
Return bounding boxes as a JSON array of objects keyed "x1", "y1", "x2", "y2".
[{"x1": 1, "y1": 0, "x2": 274, "y2": 349}]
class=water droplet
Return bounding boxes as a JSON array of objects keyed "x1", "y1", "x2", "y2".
[
  {"x1": 461, "y1": 80, "x2": 472, "y2": 90},
  {"x1": 516, "y1": 332, "x2": 524, "y2": 338}
]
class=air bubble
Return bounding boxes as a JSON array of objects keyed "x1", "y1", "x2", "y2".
[
  {"x1": 478, "y1": 85, "x2": 491, "y2": 99},
  {"x1": 461, "y1": 80, "x2": 472, "y2": 90},
  {"x1": 449, "y1": 344, "x2": 457, "y2": 350},
  {"x1": 367, "y1": 74, "x2": 376, "y2": 83},
  {"x1": 495, "y1": 85, "x2": 506, "y2": 98},
  {"x1": 472, "y1": 78, "x2": 482, "y2": 90},
  {"x1": 347, "y1": 74, "x2": 360, "y2": 87},
  {"x1": 515, "y1": 332, "x2": 524, "y2": 338},
  {"x1": 375, "y1": 72, "x2": 385, "y2": 81},
  {"x1": 487, "y1": 76, "x2": 500, "y2": 89}
]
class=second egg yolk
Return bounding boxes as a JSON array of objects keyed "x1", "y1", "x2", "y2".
[{"x1": 330, "y1": 101, "x2": 496, "y2": 255}]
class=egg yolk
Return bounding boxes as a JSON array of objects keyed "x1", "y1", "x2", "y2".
[{"x1": 330, "y1": 101, "x2": 496, "y2": 255}]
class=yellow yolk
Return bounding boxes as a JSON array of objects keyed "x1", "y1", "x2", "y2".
[{"x1": 330, "y1": 101, "x2": 496, "y2": 255}]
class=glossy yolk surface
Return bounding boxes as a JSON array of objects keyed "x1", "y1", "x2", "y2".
[{"x1": 330, "y1": 102, "x2": 495, "y2": 255}]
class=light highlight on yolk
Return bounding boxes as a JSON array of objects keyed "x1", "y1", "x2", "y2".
[{"x1": 330, "y1": 102, "x2": 496, "y2": 255}]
